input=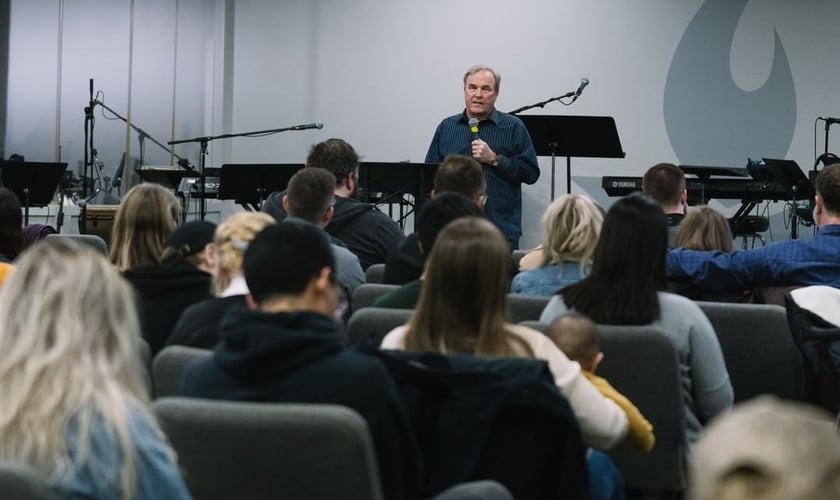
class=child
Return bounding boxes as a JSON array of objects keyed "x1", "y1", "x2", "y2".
[{"x1": 548, "y1": 312, "x2": 656, "y2": 452}]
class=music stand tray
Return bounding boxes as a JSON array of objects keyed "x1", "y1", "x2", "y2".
[
  {"x1": 762, "y1": 159, "x2": 815, "y2": 200},
  {"x1": 2, "y1": 161, "x2": 68, "y2": 206},
  {"x1": 517, "y1": 115, "x2": 625, "y2": 197},
  {"x1": 358, "y1": 162, "x2": 439, "y2": 212},
  {"x1": 136, "y1": 165, "x2": 199, "y2": 190},
  {"x1": 218, "y1": 163, "x2": 306, "y2": 207}
]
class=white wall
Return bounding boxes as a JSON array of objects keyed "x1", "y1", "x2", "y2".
[{"x1": 6, "y1": 0, "x2": 222, "y2": 204}]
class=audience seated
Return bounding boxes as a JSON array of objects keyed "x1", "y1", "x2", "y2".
[
  {"x1": 540, "y1": 193, "x2": 733, "y2": 450},
  {"x1": 0, "y1": 238, "x2": 190, "y2": 498},
  {"x1": 0, "y1": 187, "x2": 23, "y2": 262},
  {"x1": 511, "y1": 194, "x2": 602, "y2": 296},
  {"x1": 22, "y1": 223, "x2": 57, "y2": 249},
  {"x1": 262, "y1": 138, "x2": 405, "y2": 270},
  {"x1": 112, "y1": 185, "x2": 213, "y2": 354},
  {"x1": 380, "y1": 217, "x2": 628, "y2": 449},
  {"x1": 385, "y1": 154, "x2": 486, "y2": 285},
  {"x1": 642, "y1": 163, "x2": 687, "y2": 247},
  {"x1": 667, "y1": 163, "x2": 840, "y2": 292},
  {"x1": 373, "y1": 193, "x2": 484, "y2": 309},
  {"x1": 671, "y1": 206, "x2": 747, "y2": 302},
  {"x1": 182, "y1": 220, "x2": 421, "y2": 500},
  {"x1": 548, "y1": 313, "x2": 655, "y2": 453},
  {"x1": 168, "y1": 212, "x2": 275, "y2": 349},
  {"x1": 282, "y1": 167, "x2": 365, "y2": 297},
  {"x1": 691, "y1": 397, "x2": 840, "y2": 500}
]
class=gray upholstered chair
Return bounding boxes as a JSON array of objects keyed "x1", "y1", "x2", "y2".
[
  {"x1": 45, "y1": 233, "x2": 108, "y2": 255},
  {"x1": 0, "y1": 461, "x2": 56, "y2": 500},
  {"x1": 521, "y1": 321, "x2": 687, "y2": 494},
  {"x1": 153, "y1": 398, "x2": 383, "y2": 500},
  {"x1": 351, "y1": 283, "x2": 401, "y2": 312},
  {"x1": 364, "y1": 263, "x2": 387, "y2": 284},
  {"x1": 697, "y1": 301, "x2": 805, "y2": 403},
  {"x1": 347, "y1": 307, "x2": 412, "y2": 345},
  {"x1": 152, "y1": 345, "x2": 212, "y2": 398},
  {"x1": 505, "y1": 294, "x2": 550, "y2": 324},
  {"x1": 136, "y1": 337, "x2": 153, "y2": 397}
]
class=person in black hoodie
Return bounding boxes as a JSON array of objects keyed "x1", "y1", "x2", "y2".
[
  {"x1": 261, "y1": 138, "x2": 405, "y2": 270},
  {"x1": 182, "y1": 220, "x2": 422, "y2": 500},
  {"x1": 123, "y1": 219, "x2": 215, "y2": 354}
]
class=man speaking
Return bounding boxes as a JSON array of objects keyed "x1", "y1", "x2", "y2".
[{"x1": 425, "y1": 65, "x2": 540, "y2": 249}]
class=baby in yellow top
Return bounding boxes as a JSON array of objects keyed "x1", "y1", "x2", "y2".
[{"x1": 548, "y1": 312, "x2": 655, "y2": 452}]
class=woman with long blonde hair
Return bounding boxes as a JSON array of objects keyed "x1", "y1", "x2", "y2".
[
  {"x1": 381, "y1": 217, "x2": 628, "y2": 450},
  {"x1": 0, "y1": 238, "x2": 190, "y2": 498},
  {"x1": 512, "y1": 194, "x2": 603, "y2": 296},
  {"x1": 168, "y1": 211, "x2": 275, "y2": 348}
]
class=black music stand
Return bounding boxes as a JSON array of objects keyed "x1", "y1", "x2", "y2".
[
  {"x1": 218, "y1": 163, "x2": 305, "y2": 210},
  {"x1": 518, "y1": 115, "x2": 625, "y2": 198},
  {"x1": 763, "y1": 158, "x2": 815, "y2": 239},
  {"x1": 1, "y1": 161, "x2": 67, "y2": 224},
  {"x1": 136, "y1": 166, "x2": 199, "y2": 189},
  {"x1": 358, "y1": 162, "x2": 439, "y2": 223}
]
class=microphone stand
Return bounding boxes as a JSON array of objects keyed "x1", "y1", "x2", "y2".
[
  {"x1": 168, "y1": 122, "x2": 324, "y2": 220},
  {"x1": 508, "y1": 90, "x2": 577, "y2": 116},
  {"x1": 508, "y1": 87, "x2": 578, "y2": 200},
  {"x1": 81, "y1": 78, "x2": 95, "y2": 232},
  {"x1": 95, "y1": 100, "x2": 194, "y2": 171}
]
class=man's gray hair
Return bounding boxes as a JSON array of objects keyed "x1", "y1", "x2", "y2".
[{"x1": 463, "y1": 65, "x2": 501, "y2": 94}]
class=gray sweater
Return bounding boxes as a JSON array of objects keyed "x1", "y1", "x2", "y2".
[{"x1": 540, "y1": 291, "x2": 733, "y2": 447}]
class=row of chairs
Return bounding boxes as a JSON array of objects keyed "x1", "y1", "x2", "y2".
[{"x1": 350, "y1": 284, "x2": 805, "y2": 403}]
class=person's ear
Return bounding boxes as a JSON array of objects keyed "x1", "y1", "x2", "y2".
[
  {"x1": 814, "y1": 194, "x2": 825, "y2": 226},
  {"x1": 589, "y1": 352, "x2": 605, "y2": 372},
  {"x1": 324, "y1": 205, "x2": 335, "y2": 225},
  {"x1": 203, "y1": 243, "x2": 217, "y2": 272},
  {"x1": 282, "y1": 195, "x2": 290, "y2": 213}
]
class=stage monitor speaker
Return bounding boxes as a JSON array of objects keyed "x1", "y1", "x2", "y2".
[{"x1": 81, "y1": 205, "x2": 118, "y2": 247}]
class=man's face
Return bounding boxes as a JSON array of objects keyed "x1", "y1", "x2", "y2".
[{"x1": 464, "y1": 70, "x2": 498, "y2": 121}]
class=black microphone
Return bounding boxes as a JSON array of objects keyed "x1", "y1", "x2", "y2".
[
  {"x1": 574, "y1": 77, "x2": 590, "y2": 98},
  {"x1": 820, "y1": 116, "x2": 840, "y2": 125},
  {"x1": 292, "y1": 122, "x2": 324, "y2": 131},
  {"x1": 468, "y1": 118, "x2": 479, "y2": 141}
]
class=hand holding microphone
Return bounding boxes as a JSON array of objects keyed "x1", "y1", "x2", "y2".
[{"x1": 468, "y1": 118, "x2": 498, "y2": 165}]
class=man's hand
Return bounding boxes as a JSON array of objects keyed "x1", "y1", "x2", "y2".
[{"x1": 471, "y1": 139, "x2": 498, "y2": 165}]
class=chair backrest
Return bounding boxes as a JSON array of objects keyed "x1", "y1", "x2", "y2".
[
  {"x1": 365, "y1": 263, "x2": 387, "y2": 284},
  {"x1": 347, "y1": 307, "x2": 412, "y2": 345},
  {"x1": 152, "y1": 345, "x2": 212, "y2": 398},
  {"x1": 45, "y1": 233, "x2": 108, "y2": 254},
  {"x1": 521, "y1": 321, "x2": 687, "y2": 492},
  {"x1": 136, "y1": 337, "x2": 153, "y2": 398},
  {"x1": 505, "y1": 294, "x2": 550, "y2": 324},
  {"x1": 697, "y1": 301, "x2": 805, "y2": 403},
  {"x1": 153, "y1": 397, "x2": 383, "y2": 500},
  {"x1": 0, "y1": 461, "x2": 56, "y2": 500},
  {"x1": 351, "y1": 283, "x2": 400, "y2": 312}
]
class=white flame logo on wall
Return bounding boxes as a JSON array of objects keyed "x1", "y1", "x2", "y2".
[{"x1": 664, "y1": 0, "x2": 796, "y2": 166}]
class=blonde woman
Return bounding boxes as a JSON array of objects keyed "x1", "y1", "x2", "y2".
[
  {"x1": 511, "y1": 194, "x2": 603, "y2": 296},
  {"x1": 674, "y1": 206, "x2": 734, "y2": 252},
  {"x1": 381, "y1": 217, "x2": 628, "y2": 450},
  {"x1": 110, "y1": 183, "x2": 181, "y2": 271},
  {"x1": 168, "y1": 211, "x2": 275, "y2": 348},
  {"x1": 0, "y1": 238, "x2": 190, "y2": 499}
]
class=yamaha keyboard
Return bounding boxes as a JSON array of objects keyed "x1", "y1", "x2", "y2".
[{"x1": 601, "y1": 176, "x2": 792, "y2": 203}]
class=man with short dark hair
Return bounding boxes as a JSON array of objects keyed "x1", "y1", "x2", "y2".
[
  {"x1": 384, "y1": 155, "x2": 487, "y2": 285},
  {"x1": 374, "y1": 192, "x2": 485, "y2": 309},
  {"x1": 425, "y1": 65, "x2": 539, "y2": 250},
  {"x1": 643, "y1": 163, "x2": 687, "y2": 246},
  {"x1": 667, "y1": 164, "x2": 840, "y2": 292},
  {"x1": 283, "y1": 168, "x2": 365, "y2": 295},
  {"x1": 182, "y1": 221, "x2": 420, "y2": 500},
  {"x1": 262, "y1": 138, "x2": 405, "y2": 270}
]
